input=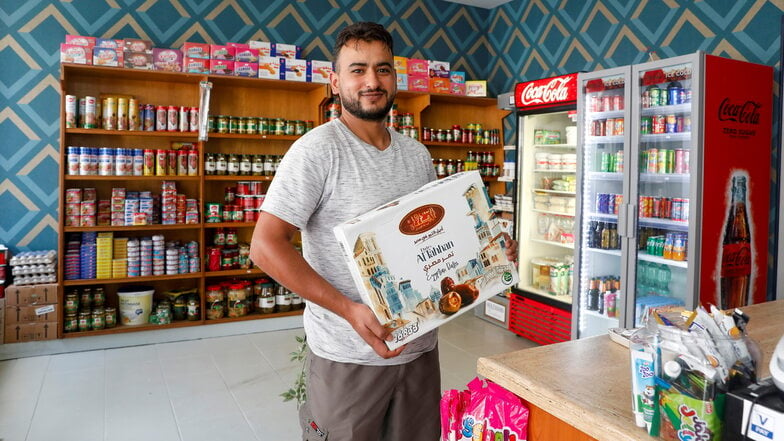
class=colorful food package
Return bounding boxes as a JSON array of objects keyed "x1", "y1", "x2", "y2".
[
  {"x1": 61, "y1": 44, "x2": 93, "y2": 65},
  {"x1": 441, "y1": 377, "x2": 529, "y2": 441},
  {"x1": 152, "y1": 48, "x2": 183, "y2": 72},
  {"x1": 258, "y1": 56, "x2": 283, "y2": 80},
  {"x1": 181, "y1": 42, "x2": 210, "y2": 59},
  {"x1": 429, "y1": 60, "x2": 450, "y2": 78},
  {"x1": 283, "y1": 58, "x2": 309, "y2": 82},
  {"x1": 466, "y1": 80, "x2": 488, "y2": 97},
  {"x1": 333, "y1": 171, "x2": 518, "y2": 350},
  {"x1": 309, "y1": 60, "x2": 333, "y2": 84}
]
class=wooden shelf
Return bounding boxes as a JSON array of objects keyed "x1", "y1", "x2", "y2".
[
  {"x1": 65, "y1": 128, "x2": 198, "y2": 137},
  {"x1": 204, "y1": 268, "x2": 265, "y2": 278},
  {"x1": 61, "y1": 63, "x2": 206, "y2": 83},
  {"x1": 204, "y1": 309, "x2": 303, "y2": 324},
  {"x1": 65, "y1": 175, "x2": 200, "y2": 181},
  {"x1": 424, "y1": 141, "x2": 502, "y2": 149},
  {"x1": 64, "y1": 224, "x2": 201, "y2": 232},
  {"x1": 204, "y1": 175, "x2": 273, "y2": 181},
  {"x1": 204, "y1": 222, "x2": 256, "y2": 228},
  {"x1": 63, "y1": 273, "x2": 202, "y2": 286},
  {"x1": 207, "y1": 133, "x2": 300, "y2": 141},
  {"x1": 62, "y1": 320, "x2": 204, "y2": 338}
]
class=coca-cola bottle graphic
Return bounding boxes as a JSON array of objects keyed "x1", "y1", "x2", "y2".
[{"x1": 720, "y1": 174, "x2": 752, "y2": 309}]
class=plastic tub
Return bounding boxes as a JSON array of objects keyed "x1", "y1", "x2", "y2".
[{"x1": 118, "y1": 286, "x2": 154, "y2": 325}]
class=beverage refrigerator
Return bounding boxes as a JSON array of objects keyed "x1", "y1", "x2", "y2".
[
  {"x1": 507, "y1": 73, "x2": 579, "y2": 345},
  {"x1": 572, "y1": 51, "x2": 773, "y2": 339}
]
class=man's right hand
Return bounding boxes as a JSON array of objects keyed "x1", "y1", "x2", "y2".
[{"x1": 344, "y1": 301, "x2": 406, "y2": 359}]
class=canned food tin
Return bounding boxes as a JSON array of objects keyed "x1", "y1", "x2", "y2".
[
  {"x1": 103, "y1": 97, "x2": 117, "y2": 130},
  {"x1": 665, "y1": 114, "x2": 677, "y2": 133},
  {"x1": 189, "y1": 107, "x2": 199, "y2": 132},
  {"x1": 652, "y1": 115, "x2": 666, "y2": 134},
  {"x1": 187, "y1": 150, "x2": 198, "y2": 176},
  {"x1": 646, "y1": 148, "x2": 658, "y2": 173},
  {"x1": 657, "y1": 150, "x2": 667, "y2": 174},
  {"x1": 84, "y1": 96, "x2": 97, "y2": 129},
  {"x1": 217, "y1": 115, "x2": 228, "y2": 133},
  {"x1": 179, "y1": 106, "x2": 189, "y2": 132},
  {"x1": 128, "y1": 98, "x2": 139, "y2": 131},
  {"x1": 672, "y1": 198, "x2": 683, "y2": 221},
  {"x1": 143, "y1": 104, "x2": 155, "y2": 131},
  {"x1": 65, "y1": 95, "x2": 77, "y2": 128},
  {"x1": 167, "y1": 105, "x2": 178, "y2": 131},
  {"x1": 117, "y1": 97, "x2": 128, "y2": 130},
  {"x1": 640, "y1": 116, "x2": 651, "y2": 134},
  {"x1": 155, "y1": 105, "x2": 167, "y2": 131}
]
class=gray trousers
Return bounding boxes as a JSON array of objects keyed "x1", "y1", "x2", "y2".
[{"x1": 300, "y1": 346, "x2": 441, "y2": 441}]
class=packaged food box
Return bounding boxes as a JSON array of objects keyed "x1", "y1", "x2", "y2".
[
  {"x1": 61, "y1": 43, "x2": 93, "y2": 65},
  {"x1": 210, "y1": 44, "x2": 235, "y2": 60},
  {"x1": 408, "y1": 76, "x2": 429, "y2": 92},
  {"x1": 65, "y1": 34, "x2": 96, "y2": 47},
  {"x1": 234, "y1": 47, "x2": 259, "y2": 63},
  {"x1": 283, "y1": 58, "x2": 309, "y2": 82},
  {"x1": 181, "y1": 42, "x2": 210, "y2": 59},
  {"x1": 429, "y1": 60, "x2": 450, "y2": 78},
  {"x1": 272, "y1": 43, "x2": 301, "y2": 59},
  {"x1": 393, "y1": 56, "x2": 408, "y2": 74},
  {"x1": 93, "y1": 47, "x2": 120, "y2": 67},
  {"x1": 309, "y1": 60, "x2": 333, "y2": 84},
  {"x1": 450, "y1": 71, "x2": 466, "y2": 84},
  {"x1": 466, "y1": 80, "x2": 487, "y2": 97},
  {"x1": 407, "y1": 58, "x2": 428, "y2": 77},
  {"x1": 152, "y1": 48, "x2": 183, "y2": 72},
  {"x1": 397, "y1": 73, "x2": 408, "y2": 91},
  {"x1": 233, "y1": 62, "x2": 258, "y2": 77},
  {"x1": 451, "y1": 82, "x2": 466, "y2": 95},
  {"x1": 258, "y1": 56, "x2": 283, "y2": 80},
  {"x1": 124, "y1": 38, "x2": 153, "y2": 52},
  {"x1": 209, "y1": 59, "x2": 234, "y2": 75},
  {"x1": 123, "y1": 51, "x2": 153, "y2": 70},
  {"x1": 184, "y1": 56, "x2": 210, "y2": 74},
  {"x1": 248, "y1": 40, "x2": 272, "y2": 57},
  {"x1": 96, "y1": 38, "x2": 123, "y2": 49},
  {"x1": 333, "y1": 171, "x2": 518, "y2": 349},
  {"x1": 430, "y1": 77, "x2": 450, "y2": 94}
]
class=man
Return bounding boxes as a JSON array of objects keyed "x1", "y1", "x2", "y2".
[{"x1": 250, "y1": 22, "x2": 515, "y2": 440}]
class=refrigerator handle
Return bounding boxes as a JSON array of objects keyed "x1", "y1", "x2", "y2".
[{"x1": 618, "y1": 203, "x2": 637, "y2": 238}]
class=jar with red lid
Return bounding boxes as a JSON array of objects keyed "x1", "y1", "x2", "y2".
[{"x1": 206, "y1": 285, "x2": 224, "y2": 303}]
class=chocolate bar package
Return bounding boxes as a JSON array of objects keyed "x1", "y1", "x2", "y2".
[{"x1": 334, "y1": 171, "x2": 518, "y2": 349}]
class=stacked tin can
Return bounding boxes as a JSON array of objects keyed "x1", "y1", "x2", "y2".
[
  {"x1": 80, "y1": 232, "x2": 97, "y2": 279},
  {"x1": 207, "y1": 114, "x2": 313, "y2": 135}
]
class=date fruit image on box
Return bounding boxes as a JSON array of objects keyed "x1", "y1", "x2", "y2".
[{"x1": 334, "y1": 171, "x2": 518, "y2": 349}]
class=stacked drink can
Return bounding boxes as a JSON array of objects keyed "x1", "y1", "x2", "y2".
[
  {"x1": 638, "y1": 196, "x2": 689, "y2": 221},
  {"x1": 595, "y1": 193, "x2": 623, "y2": 215},
  {"x1": 641, "y1": 83, "x2": 691, "y2": 108},
  {"x1": 646, "y1": 232, "x2": 688, "y2": 261},
  {"x1": 641, "y1": 148, "x2": 689, "y2": 174},
  {"x1": 599, "y1": 150, "x2": 624, "y2": 173}
]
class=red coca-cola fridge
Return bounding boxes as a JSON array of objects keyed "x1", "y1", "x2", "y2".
[
  {"x1": 507, "y1": 73, "x2": 579, "y2": 345},
  {"x1": 572, "y1": 52, "x2": 772, "y2": 338}
]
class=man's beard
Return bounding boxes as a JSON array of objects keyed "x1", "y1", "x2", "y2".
[{"x1": 340, "y1": 89, "x2": 395, "y2": 122}]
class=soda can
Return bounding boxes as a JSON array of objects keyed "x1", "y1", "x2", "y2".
[
  {"x1": 667, "y1": 87, "x2": 680, "y2": 106},
  {"x1": 648, "y1": 88, "x2": 660, "y2": 107},
  {"x1": 657, "y1": 149, "x2": 667, "y2": 174},
  {"x1": 117, "y1": 97, "x2": 127, "y2": 131},
  {"x1": 615, "y1": 194, "x2": 623, "y2": 214},
  {"x1": 666, "y1": 149, "x2": 675, "y2": 174},
  {"x1": 179, "y1": 106, "x2": 188, "y2": 132},
  {"x1": 177, "y1": 150, "x2": 188, "y2": 175},
  {"x1": 614, "y1": 118, "x2": 624, "y2": 135},
  {"x1": 652, "y1": 115, "x2": 666, "y2": 134},
  {"x1": 143, "y1": 149, "x2": 155, "y2": 176},
  {"x1": 84, "y1": 96, "x2": 97, "y2": 129},
  {"x1": 155, "y1": 149, "x2": 167, "y2": 176},
  {"x1": 672, "y1": 198, "x2": 683, "y2": 221},
  {"x1": 98, "y1": 148, "x2": 114, "y2": 176},
  {"x1": 647, "y1": 148, "x2": 658, "y2": 173},
  {"x1": 605, "y1": 118, "x2": 615, "y2": 136},
  {"x1": 675, "y1": 115, "x2": 684, "y2": 133},
  {"x1": 674, "y1": 149, "x2": 685, "y2": 174},
  {"x1": 602, "y1": 96, "x2": 612, "y2": 112},
  {"x1": 590, "y1": 95, "x2": 600, "y2": 112},
  {"x1": 133, "y1": 149, "x2": 144, "y2": 176},
  {"x1": 67, "y1": 146, "x2": 80, "y2": 175},
  {"x1": 103, "y1": 97, "x2": 117, "y2": 130},
  {"x1": 189, "y1": 107, "x2": 199, "y2": 132},
  {"x1": 600, "y1": 152, "x2": 610, "y2": 172},
  {"x1": 143, "y1": 104, "x2": 155, "y2": 131},
  {"x1": 167, "y1": 150, "x2": 177, "y2": 174},
  {"x1": 682, "y1": 198, "x2": 690, "y2": 221},
  {"x1": 65, "y1": 95, "x2": 77, "y2": 128},
  {"x1": 682, "y1": 150, "x2": 690, "y2": 173},
  {"x1": 78, "y1": 98, "x2": 86, "y2": 128},
  {"x1": 652, "y1": 196, "x2": 662, "y2": 218},
  {"x1": 683, "y1": 116, "x2": 691, "y2": 133},
  {"x1": 128, "y1": 98, "x2": 139, "y2": 131},
  {"x1": 155, "y1": 105, "x2": 167, "y2": 131},
  {"x1": 613, "y1": 95, "x2": 622, "y2": 111},
  {"x1": 640, "y1": 116, "x2": 651, "y2": 134},
  {"x1": 615, "y1": 150, "x2": 624, "y2": 172},
  {"x1": 684, "y1": 89, "x2": 692, "y2": 103},
  {"x1": 661, "y1": 197, "x2": 672, "y2": 219},
  {"x1": 678, "y1": 89, "x2": 687, "y2": 105},
  {"x1": 167, "y1": 105, "x2": 178, "y2": 131},
  {"x1": 665, "y1": 114, "x2": 676, "y2": 133},
  {"x1": 641, "y1": 90, "x2": 650, "y2": 108},
  {"x1": 608, "y1": 193, "x2": 615, "y2": 214}
]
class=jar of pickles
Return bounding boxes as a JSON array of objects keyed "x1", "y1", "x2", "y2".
[
  {"x1": 238, "y1": 243, "x2": 251, "y2": 269},
  {"x1": 105, "y1": 307, "x2": 117, "y2": 328},
  {"x1": 93, "y1": 288, "x2": 105, "y2": 307},
  {"x1": 227, "y1": 154, "x2": 240, "y2": 175},
  {"x1": 207, "y1": 301, "x2": 224, "y2": 320},
  {"x1": 78, "y1": 311, "x2": 91, "y2": 332},
  {"x1": 64, "y1": 314, "x2": 78, "y2": 332},
  {"x1": 228, "y1": 283, "x2": 247, "y2": 302},
  {"x1": 187, "y1": 297, "x2": 200, "y2": 321},
  {"x1": 239, "y1": 154, "x2": 252, "y2": 176},
  {"x1": 205, "y1": 153, "x2": 216, "y2": 175},
  {"x1": 252, "y1": 155, "x2": 264, "y2": 176},
  {"x1": 173, "y1": 296, "x2": 188, "y2": 321},
  {"x1": 215, "y1": 153, "x2": 227, "y2": 175},
  {"x1": 91, "y1": 306, "x2": 106, "y2": 330},
  {"x1": 228, "y1": 299, "x2": 249, "y2": 318},
  {"x1": 65, "y1": 292, "x2": 79, "y2": 314}
]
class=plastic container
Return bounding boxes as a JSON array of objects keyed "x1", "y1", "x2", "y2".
[{"x1": 117, "y1": 286, "x2": 154, "y2": 325}]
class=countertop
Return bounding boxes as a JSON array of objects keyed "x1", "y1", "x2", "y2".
[{"x1": 476, "y1": 300, "x2": 784, "y2": 441}]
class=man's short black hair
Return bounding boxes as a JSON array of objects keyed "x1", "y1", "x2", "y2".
[{"x1": 333, "y1": 21, "x2": 394, "y2": 64}]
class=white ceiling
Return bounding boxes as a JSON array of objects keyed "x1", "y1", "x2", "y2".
[{"x1": 441, "y1": 0, "x2": 514, "y2": 9}]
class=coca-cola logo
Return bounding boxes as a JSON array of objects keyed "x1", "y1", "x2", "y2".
[
  {"x1": 665, "y1": 67, "x2": 692, "y2": 81},
  {"x1": 718, "y1": 98, "x2": 761, "y2": 125},
  {"x1": 399, "y1": 204, "x2": 445, "y2": 235},
  {"x1": 721, "y1": 242, "x2": 752, "y2": 277},
  {"x1": 519, "y1": 77, "x2": 572, "y2": 106}
]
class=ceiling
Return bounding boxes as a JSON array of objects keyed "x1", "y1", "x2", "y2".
[{"x1": 441, "y1": 0, "x2": 514, "y2": 9}]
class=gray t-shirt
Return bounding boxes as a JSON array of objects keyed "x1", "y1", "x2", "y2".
[{"x1": 261, "y1": 119, "x2": 438, "y2": 365}]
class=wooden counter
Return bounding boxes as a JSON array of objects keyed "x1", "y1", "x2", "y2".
[{"x1": 477, "y1": 300, "x2": 784, "y2": 441}]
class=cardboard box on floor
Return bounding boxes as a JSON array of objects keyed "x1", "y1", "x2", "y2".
[
  {"x1": 5, "y1": 304, "x2": 58, "y2": 323},
  {"x1": 333, "y1": 171, "x2": 518, "y2": 350},
  {"x1": 5, "y1": 322, "x2": 58, "y2": 344}
]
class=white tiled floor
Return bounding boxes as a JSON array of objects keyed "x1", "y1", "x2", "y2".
[{"x1": 0, "y1": 313, "x2": 537, "y2": 441}]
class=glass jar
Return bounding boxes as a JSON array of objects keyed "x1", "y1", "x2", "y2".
[
  {"x1": 207, "y1": 301, "x2": 224, "y2": 320},
  {"x1": 173, "y1": 296, "x2": 188, "y2": 321},
  {"x1": 238, "y1": 243, "x2": 251, "y2": 269},
  {"x1": 228, "y1": 116, "x2": 238, "y2": 134},
  {"x1": 274, "y1": 118, "x2": 285, "y2": 135},
  {"x1": 91, "y1": 306, "x2": 105, "y2": 330},
  {"x1": 452, "y1": 125, "x2": 462, "y2": 142},
  {"x1": 226, "y1": 228, "x2": 238, "y2": 246},
  {"x1": 237, "y1": 117, "x2": 247, "y2": 135},
  {"x1": 205, "y1": 153, "x2": 216, "y2": 175},
  {"x1": 228, "y1": 299, "x2": 249, "y2": 318},
  {"x1": 259, "y1": 117, "x2": 269, "y2": 135},
  {"x1": 207, "y1": 115, "x2": 216, "y2": 132},
  {"x1": 65, "y1": 292, "x2": 79, "y2": 315},
  {"x1": 80, "y1": 288, "x2": 93, "y2": 310},
  {"x1": 216, "y1": 115, "x2": 228, "y2": 133},
  {"x1": 252, "y1": 155, "x2": 264, "y2": 176},
  {"x1": 78, "y1": 311, "x2": 92, "y2": 332},
  {"x1": 104, "y1": 307, "x2": 116, "y2": 328},
  {"x1": 186, "y1": 297, "x2": 200, "y2": 321},
  {"x1": 263, "y1": 155, "x2": 275, "y2": 176},
  {"x1": 215, "y1": 153, "x2": 227, "y2": 175},
  {"x1": 227, "y1": 154, "x2": 240, "y2": 175},
  {"x1": 239, "y1": 154, "x2": 251, "y2": 176},
  {"x1": 284, "y1": 119, "x2": 295, "y2": 136},
  {"x1": 275, "y1": 285, "x2": 292, "y2": 312},
  {"x1": 64, "y1": 314, "x2": 78, "y2": 332},
  {"x1": 291, "y1": 292, "x2": 303, "y2": 310},
  {"x1": 228, "y1": 283, "x2": 247, "y2": 302},
  {"x1": 93, "y1": 288, "x2": 105, "y2": 307},
  {"x1": 295, "y1": 120, "x2": 305, "y2": 136}
]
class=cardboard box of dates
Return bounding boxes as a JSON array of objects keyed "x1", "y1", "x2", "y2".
[{"x1": 334, "y1": 171, "x2": 518, "y2": 349}]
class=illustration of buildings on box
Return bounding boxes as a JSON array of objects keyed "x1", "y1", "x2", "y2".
[{"x1": 351, "y1": 183, "x2": 512, "y2": 331}]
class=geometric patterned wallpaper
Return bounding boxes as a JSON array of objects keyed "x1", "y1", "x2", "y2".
[{"x1": 1, "y1": 0, "x2": 782, "y2": 256}]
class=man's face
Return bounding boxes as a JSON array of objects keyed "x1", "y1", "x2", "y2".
[{"x1": 331, "y1": 39, "x2": 396, "y2": 122}]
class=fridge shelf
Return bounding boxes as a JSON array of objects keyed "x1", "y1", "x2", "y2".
[
  {"x1": 638, "y1": 217, "x2": 689, "y2": 231},
  {"x1": 534, "y1": 144, "x2": 576, "y2": 149},
  {"x1": 640, "y1": 103, "x2": 691, "y2": 116},
  {"x1": 587, "y1": 171, "x2": 623, "y2": 181},
  {"x1": 586, "y1": 247, "x2": 621, "y2": 257},
  {"x1": 637, "y1": 252, "x2": 688, "y2": 268},
  {"x1": 639, "y1": 173, "x2": 690, "y2": 184},
  {"x1": 587, "y1": 109, "x2": 624, "y2": 119},
  {"x1": 531, "y1": 238, "x2": 574, "y2": 249},
  {"x1": 534, "y1": 169, "x2": 576, "y2": 173},
  {"x1": 582, "y1": 309, "x2": 620, "y2": 322},
  {"x1": 532, "y1": 188, "x2": 576, "y2": 195},
  {"x1": 521, "y1": 285, "x2": 572, "y2": 305},
  {"x1": 584, "y1": 135, "x2": 625, "y2": 145},
  {"x1": 586, "y1": 212, "x2": 618, "y2": 221},
  {"x1": 531, "y1": 208, "x2": 575, "y2": 217},
  {"x1": 640, "y1": 132, "x2": 692, "y2": 143}
]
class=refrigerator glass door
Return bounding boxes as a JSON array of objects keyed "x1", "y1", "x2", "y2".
[
  {"x1": 573, "y1": 69, "x2": 629, "y2": 338},
  {"x1": 629, "y1": 58, "x2": 697, "y2": 326},
  {"x1": 515, "y1": 111, "x2": 576, "y2": 308}
]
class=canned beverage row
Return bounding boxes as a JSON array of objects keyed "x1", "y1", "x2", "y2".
[
  {"x1": 641, "y1": 148, "x2": 689, "y2": 174},
  {"x1": 588, "y1": 93, "x2": 624, "y2": 113},
  {"x1": 638, "y1": 196, "x2": 690, "y2": 221},
  {"x1": 207, "y1": 115, "x2": 314, "y2": 136},
  {"x1": 599, "y1": 150, "x2": 624, "y2": 173},
  {"x1": 595, "y1": 193, "x2": 623, "y2": 215},
  {"x1": 204, "y1": 153, "x2": 281, "y2": 176},
  {"x1": 66, "y1": 146, "x2": 198, "y2": 177},
  {"x1": 641, "y1": 82, "x2": 692, "y2": 108},
  {"x1": 645, "y1": 232, "x2": 688, "y2": 261},
  {"x1": 640, "y1": 114, "x2": 691, "y2": 135},
  {"x1": 589, "y1": 117, "x2": 624, "y2": 137},
  {"x1": 64, "y1": 95, "x2": 200, "y2": 132}
]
